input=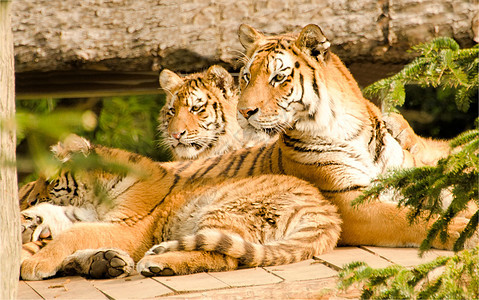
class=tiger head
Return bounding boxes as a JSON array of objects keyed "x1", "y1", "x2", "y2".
[
  {"x1": 159, "y1": 65, "x2": 244, "y2": 160},
  {"x1": 237, "y1": 24, "x2": 366, "y2": 139}
]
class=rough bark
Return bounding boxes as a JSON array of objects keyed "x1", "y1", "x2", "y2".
[
  {"x1": 11, "y1": 0, "x2": 478, "y2": 74},
  {"x1": 0, "y1": 1, "x2": 20, "y2": 298}
]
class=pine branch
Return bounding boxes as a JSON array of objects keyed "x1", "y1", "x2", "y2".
[{"x1": 338, "y1": 247, "x2": 479, "y2": 299}]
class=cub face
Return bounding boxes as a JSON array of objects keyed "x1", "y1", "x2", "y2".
[{"x1": 159, "y1": 65, "x2": 240, "y2": 160}]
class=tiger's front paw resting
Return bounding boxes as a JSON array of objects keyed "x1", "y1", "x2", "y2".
[
  {"x1": 61, "y1": 248, "x2": 134, "y2": 279},
  {"x1": 21, "y1": 257, "x2": 60, "y2": 281},
  {"x1": 136, "y1": 255, "x2": 177, "y2": 277},
  {"x1": 136, "y1": 259, "x2": 177, "y2": 277}
]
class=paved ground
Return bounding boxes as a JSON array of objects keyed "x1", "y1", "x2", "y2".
[{"x1": 18, "y1": 246, "x2": 453, "y2": 299}]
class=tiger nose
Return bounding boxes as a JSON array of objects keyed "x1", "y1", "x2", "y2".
[
  {"x1": 171, "y1": 130, "x2": 186, "y2": 140},
  {"x1": 239, "y1": 108, "x2": 259, "y2": 119}
]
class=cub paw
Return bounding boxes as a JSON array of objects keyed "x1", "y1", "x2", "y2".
[
  {"x1": 21, "y1": 212, "x2": 50, "y2": 244},
  {"x1": 61, "y1": 248, "x2": 134, "y2": 279},
  {"x1": 136, "y1": 256, "x2": 177, "y2": 277},
  {"x1": 21, "y1": 256, "x2": 60, "y2": 281},
  {"x1": 21, "y1": 203, "x2": 74, "y2": 243},
  {"x1": 145, "y1": 241, "x2": 177, "y2": 256},
  {"x1": 51, "y1": 134, "x2": 91, "y2": 162}
]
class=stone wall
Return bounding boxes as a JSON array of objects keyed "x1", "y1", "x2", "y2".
[{"x1": 11, "y1": 0, "x2": 478, "y2": 74}]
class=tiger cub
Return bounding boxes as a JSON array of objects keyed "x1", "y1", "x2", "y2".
[
  {"x1": 20, "y1": 134, "x2": 341, "y2": 280},
  {"x1": 159, "y1": 65, "x2": 274, "y2": 160}
]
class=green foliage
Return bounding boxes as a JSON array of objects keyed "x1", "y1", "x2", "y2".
[
  {"x1": 91, "y1": 95, "x2": 170, "y2": 161},
  {"x1": 364, "y1": 37, "x2": 478, "y2": 113},
  {"x1": 338, "y1": 246, "x2": 479, "y2": 299},
  {"x1": 15, "y1": 94, "x2": 168, "y2": 185}
]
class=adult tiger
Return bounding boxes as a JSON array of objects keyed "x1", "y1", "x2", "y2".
[
  {"x1": 20, "y1": 135, "x2": 340, "y2": 280},
  {"x1": 235, "y1": 24, "x2": 473, "y2": 247},
  {"x1": 159, "y1": 65, "x2": 275, "y2": 160}
]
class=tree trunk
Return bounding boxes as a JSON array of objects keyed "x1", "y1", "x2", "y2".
[
  {"x1": 10, "y1": 0, "x2": 478, "y2": 74},
  {"x1": 0, "y1": 0, "x2": 20, "y2": 298}
]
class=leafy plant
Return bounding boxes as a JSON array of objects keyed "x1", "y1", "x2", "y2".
[
  {"x1": 364, "y1": 37, "x2": 478, "y2": 112},
  {"x1": 338, "y1": 246, "x2": 479, "y2": 299},
  {"x1": 15, "y1": 94, "x2": 169, "y2": 185}
]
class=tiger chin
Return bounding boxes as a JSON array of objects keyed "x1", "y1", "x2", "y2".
[
  {"x1": 19, "y1": 134, "x2": 341, "y2": 280},
  {"x1": 159, "y1": 65, "x2": 276, "y2": 161}
]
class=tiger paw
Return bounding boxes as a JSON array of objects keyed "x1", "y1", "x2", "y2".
[
  {"x1": 21, "y1": 203, "x2": 74, "y2": 243},
  {"x1": 61, "y1": 248, "x2": 134, "y2": 279},
  {"x1": 431, "y1": 217, "x2": 471, "y2": 250},
  {"x1": 51, "y1": 134, "x2": 91, "y2": 162},
  {"x1": 21, "y1": 256, "x2": 60, "y2": 280},
  {"x1": 144, "y1": 241, "x2": 176, "y2": 256},
  {"x1": 383, "y1": 113, "x2": 418, "y2": 151},
  {"x1": 21, "y1": 211, "x2": 50, "y2": 244},
  {"x1": 136, "y1": 255, "x2": 178, "y2": 277}
]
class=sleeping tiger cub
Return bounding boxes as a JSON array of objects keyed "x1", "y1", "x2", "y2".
[
  {"x1": 20, "y1": 134, "x2": 341, "y2": 280},
  {"x1": 159, "y1": 65, "x2": 274, "y2": 160}
]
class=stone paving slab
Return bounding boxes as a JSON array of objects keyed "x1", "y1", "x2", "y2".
[
  {"x1": 264, "y1": 259, "x2": 337, "y2": 281},
  {"x1": 208, "y1": 267, "x2": 283, "y2": 287},
  {"x1": 25, "y1": 276, "x2": 108, "y2": 300},
  {"x1": 163, "y1": 277, "x2": 339, "y2": 299},
  {"x1": 315, "y1": 247, "x2": 392, "y2": 269},
  {"x1": 153, "y1": 272, "x2": 230, "y2": 292},
  {"x1": 91, "y1": 274, "x2": 173, "y2": 299},
  {"x1": 362, "y1": 246, "x2": 454, "y2": 266},
  {"x1": 18, "y1": 281, "x2": 42, "y2": 300}
]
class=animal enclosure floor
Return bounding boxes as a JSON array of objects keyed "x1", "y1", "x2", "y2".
[{"x1": 18, "y1": 246, "x2": 453, "y2": 299}]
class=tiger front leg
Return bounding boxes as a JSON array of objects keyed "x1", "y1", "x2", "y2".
[
  {"x1": 60, "y1": 248, "x2": 134, "y2": 279},
  {"x1": 21, "y1": 222, "x2": 151, "y2": 280},
  {"x1": 137, "y1": 251, "x2": 238, "y2": 277}
]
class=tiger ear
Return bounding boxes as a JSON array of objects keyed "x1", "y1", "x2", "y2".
[
  {"x1": 238, "y1": 24, "x2": 264, "y2": 50},
  {"x1": 295, "y1": 24, "x2": 330, "y2": 61},
  {"x1": 205, "y1": 65, "x2": 235, "y2": 99},
  {"x1": 159, "y1": 69, "x2": 184, "y2": 92}
]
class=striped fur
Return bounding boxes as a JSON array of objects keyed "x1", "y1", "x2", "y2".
[
  {"x1": 159, "y1": 65, "x2": 275, "y2": 160},
  {"x1": 20, "y1": 135, "x2": 340, "y2": 280},
  {"x1": 234, "y1": 24, "x2": 467, "y2": 248},
  {"x1": 21, "y1": 240, "x2": 50, "y2": 264},
  {"x1": 137, "y1": 175, "x2": 341, "y2": 275},
  {"x1": 20, "y1": 25, "x2": 468, "y2": 281}
]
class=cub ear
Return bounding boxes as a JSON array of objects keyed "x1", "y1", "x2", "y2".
[
  {"x1": 159, "y1": 69, "x2": 184, "y2": 92},
  {"x1": 205, "y1": 65, "x2": 235, "y2": 98},
  {"x1": 238, "y1": 24, "x2": 264, "y2": 51},
  {"x1": 295, "y1": 24, "x2": 330, "y2": 61}
]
